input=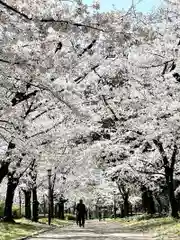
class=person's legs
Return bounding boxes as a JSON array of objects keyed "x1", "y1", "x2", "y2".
[
  {"x1": 82, "y1": 215, "x2": 85, "y2": 227},
  {"x1": 76, "y1": 214, "x2": 79, "y2": 225},
  {"x1": 77, "y1": 214, "x2": 81, "y2": 227},
  {"x1": 79, "y1": 215, "x2": 82, "y2": 227}
]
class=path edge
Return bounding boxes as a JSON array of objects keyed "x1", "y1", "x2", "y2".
[
  {"x1": 16, "y1": 225, "x2": 56, "y2": 240},
  {"x1": 16, "y1": 222, "x2": 74, "y2": 240}
]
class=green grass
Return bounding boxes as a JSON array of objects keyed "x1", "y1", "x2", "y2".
[
  {"x1": 39, "y1": 217, "x2": 70, "y2": 227},
  {"x1": 110, "y1": 215, "x2": 180, "y2": 239},
  {"x1": 0, "y1": 218, "x2": 46, "y2": 240},
  {"x1": 0, "y1": 216, "x2": 71, "y2": 240}
]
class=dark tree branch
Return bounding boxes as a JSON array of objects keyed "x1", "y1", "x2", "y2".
[
  {"x1": 31, "y1": 107, "x2": 55, "y2": 121},
  {"x1": 74, "y1": 64, "x2": 99, "y2": 84},
  {"x1": 28, "y1": 118, "x2": 66, "y2": 139},
  {"x1": 137, "y1": 169, "x2": 165, "y2": 176},
  {"x1": 140, "y1": 59, "x2": 174, "y2": 69},
  {"x1": 0, "y1": 0, "x2": 104, "y2": 31},
  {"x1": 171, "y1": 142, "x2": 178, "y2": 169},
  {"x1": 11, "y1": 90, "x2": 38, "y2": 106},
  {"x1": 78, "y1": 39, "x2": 96, "y2": 57},
  {"x1": 19, "y1": 159, "x2": 35, "y2": 179},
  {"x1": 40, "y1": 19, "x2": 104, "y2": 32},
  {"x1": 162, "y1": 62, "x2": 168, "y2": 75},
  {"x1": 0, "y1": 58, "x2": 27, "y2": 65},
  {"x1": 153, "y1": 139, "x2": 169, "y2": 167},
  {"x1": 0, "y1": 0, "x2": 30, "y2": 19},
  {"x1": 23, "y1": 100, "x2": 35, "y2": 119},
  {"x1": 101, "y1": 95, "x2": 118, "y2": 121}
]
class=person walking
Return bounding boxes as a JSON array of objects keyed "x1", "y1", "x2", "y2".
[
  {"x1": 76, "y1": 199, "x2": 86, "y2": 227},
  {"x1": 98, "y1": 207, "x2": 102, "y2": 221}
]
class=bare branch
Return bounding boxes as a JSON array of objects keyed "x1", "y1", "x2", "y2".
[
  {"x1": 40, "y1": 19, "x2": 104, "y2": 32},
  {"x1": 0, "y1": 0, "x2": 104, "y2": 31},
  {"x1": 137, "y1": 169, "x2": 165, "y2": 176},
  {"x1": 0, "y1": 58, "x2": 27, "y2": 65},
  {"x1": 0, "y1": 0, "x2": 30, "y2": 20},
  {"x1": 31, "y1": 107, "x2": 55, "y2": 121},
  {"x1": 78, "y1": 39, "x2": 97, "y2": 57},
  {"x1": 101, "y1": 95, "x2": 119, "y2": 121},
  {"x1": 28, "y1": 118, "x2": 66, "y2": 139},
  {"x1": 74, "y1": 64, "x2": 100, "y2": 83},
  {"x1": 19, "y1": 159, "x2": 35, "y2": 179},
  {"x1": 139, "y1": 59, "x2": 174, "y2": 69},
  {"x1": 153, "y1": 139, "x2": 169, "y2": 167}
]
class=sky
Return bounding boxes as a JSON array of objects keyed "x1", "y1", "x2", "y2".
[{"x1": 83, "y1": 0, "x2": 162, "y2": 13}]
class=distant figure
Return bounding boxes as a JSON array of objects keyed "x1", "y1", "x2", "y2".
[
  {"x1": 98, "y1": 207, "x2": 102, "y2": 221},
  {"x1": 76, "y1": 199, "x2": 86, "y2": 227}
]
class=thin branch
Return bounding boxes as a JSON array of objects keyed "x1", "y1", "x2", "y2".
[
  {"x1": 0, "y1": 0, "x2": 104, "y2": 32},
  {"x1": 19, "y1": 159, "x2": 35, "y2": 179},
  {"x1": 0, "y1": 132, "x2": 8, "y2": 142},
  {"x1": 139, "y1": 59, "x2": 174, "y2": 69},
  {"x1": 0, "y1": 58, "x2": 27, "y2": 65},
  {"x1": 23, "y1": 99, "x2": 34, "y2": 119},
  {"x1": 40, "y1": 19, "x2": 104, "y2": 32},
  {"x1": 137, "y1": 169, "x2": 165, "y2": 176},
  {"x1": 78, "y1": 39, "x2": 97, "y2": 57},
  {"x1": 28, "y1": 118, "x2": 66, "y2": 139},
  {"x1": 0, "y1": 0, "x2": 30, "y2": 20},
  {"x1": 101, "y1": 95, "x2": 118, "y2": 121},
  {"x1": 31, "y1": 107, "x2": 55, "y2": 121},
  {"x1": 74, "y1": 64, "x2": 100, "y2": 83},
  {"x1": 0, "y1": 120, "x2": 14, "y2": 126},
  {"x1": 129, "y1": 163, "x2": 166, "y2": 177}
]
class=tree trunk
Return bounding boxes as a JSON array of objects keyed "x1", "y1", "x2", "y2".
[
  {"x1": 120, "y1": 204, "x2": 124, "y2": 218},
  {"x1": 168, "y1": 178, "x2": 178, "y2": 218},
  {"x1": 24, "y1": 190, "x2": 31, "y2": 219},
  {"x1": 0, "y1": 163, "x2": 9, "y2": 184},
  {"x1": 142, "y1": 188, "x2": 156, "y2": 215},
  {"x1": 4, "y1": 176, "x2": 18, "y2": 222},
  {"x1": 0, "y1": 142, "x2": 16, "y2": 184},
  {"x1": 50, "y1": 191, "x2": 54, "y2": 218},
  {"x1": 123, "y1": 194, "x2": 129, "y2": 217},
  {"x1": 58, "y1": 202, "x2": 65, "y2": 220},
  {"x1": 148, "y1": 190, "x2": 156, "y2": 215},
  {"x1": 43, "y1": 195, "x2": 46, "y2": 217},
  {"x1": 165, "y1": 167, "x2": 179, "y2": 218},
  {"x1": 32, "y1": 187, "x2": 39, "y2": 222}
]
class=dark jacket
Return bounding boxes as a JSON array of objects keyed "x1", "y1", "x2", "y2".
[{"x1": 76, "y1": 203, "x2": 86, "y2": 216}]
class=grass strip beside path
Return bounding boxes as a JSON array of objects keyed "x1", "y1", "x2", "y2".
[
  {"x1": 0, "y1": 218, "x2": 70, "y2": 240},
  {"x1": 110, "y1": 215, "x2": 180, "y2": 239},
  {"x1": 0, "y1": 219, "x2": 46, "y2": 240},
  {"x1": 38, "y1": 217, "x2": 71, "y2": 227}
]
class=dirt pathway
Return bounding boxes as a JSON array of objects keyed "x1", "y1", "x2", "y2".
[{"x1": 28, "y1": 220, "x2": 153, "y2": 240}]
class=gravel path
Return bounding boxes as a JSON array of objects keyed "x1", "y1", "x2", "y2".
[{"x1": 28, "y1": 220, "x2": 153, "y2": 240}]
